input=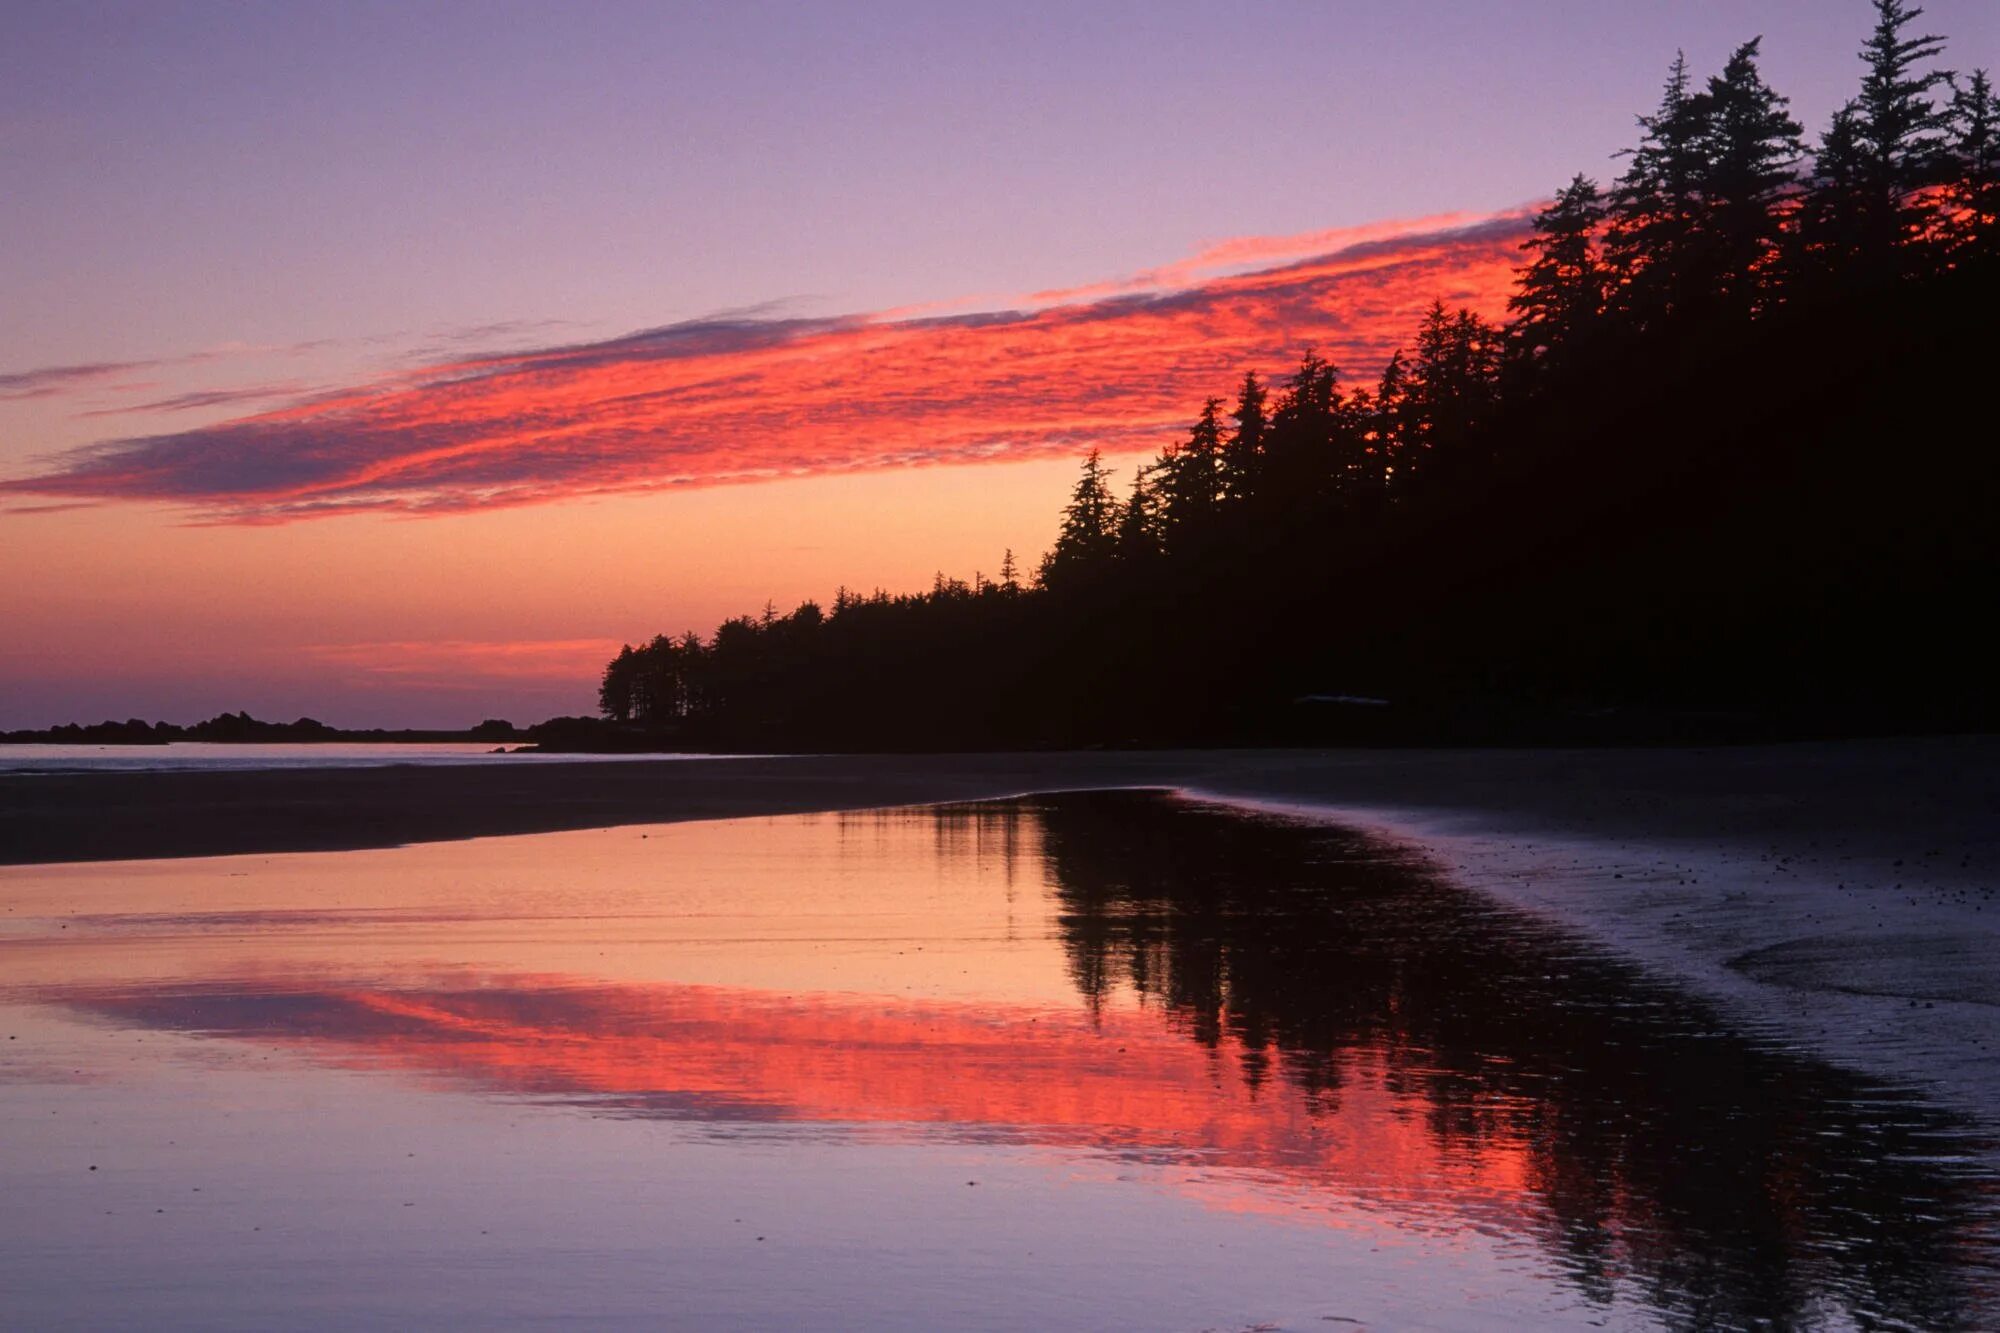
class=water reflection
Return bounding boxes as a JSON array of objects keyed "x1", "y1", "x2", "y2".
[
  {"x1": 15, "y1": 793, "x2": 1999, "y2": 1328},
  {"x1": 1039, "y1": 793, "x2": 2000, "y2": 1329}
]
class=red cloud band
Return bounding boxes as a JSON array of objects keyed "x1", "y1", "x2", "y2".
[{"x1": 4, "y1": 212, "x2": 1530, "y2": 523}]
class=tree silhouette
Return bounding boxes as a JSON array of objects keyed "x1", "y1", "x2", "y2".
[
  {"x1": 1156, "y1": 397, "x2": 1225, "y2": 551},
  {"x1": 1607, "y1": 52, "x2": 1709, "y2": 326},
  {"x1": 1946, "y1": 69, "x2": 2000, "y2": 260},
  {"x1": 1219, "y1": 371, "x2": 1268, "y2": 506},
  {"x1": 1114, "y1": 463, "x2": 1164, "y2": 565},
  {"x1": 1509, "y1": 174, "x2": 1607, "y2": 362},
  {"x1": 586, "y1": 4, "x2": 1998, "y2": 753},
  {"x1": 1039, "y1": 449, "x2": 1122, "y2": 589},
  {"x1": 1262, "y1": 349, "x2": 1349, "y2": 523},
  {"x1": 1697, "y1": 39, "x2": 1804, "y2": 311},
  {"x1": 1403, "y1": 302, "x2": 1500, "y2": 489},
  {"x1": 1838, "y1": 0, "x2": 1954, "y2": 273}
]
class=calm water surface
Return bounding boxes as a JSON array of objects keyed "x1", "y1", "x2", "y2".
[{"x1": 0, "y1": 792, "x2": 1993, "y2": 1330}]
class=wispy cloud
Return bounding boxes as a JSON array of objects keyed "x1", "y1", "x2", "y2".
[
  {"x1": 2, "y1": 210, "x2": 1532, "y2": 523},
  {"x1": 0, "y1": 359, "x2": 166, "y2": 402},
  {"x1": 0, "y1": 500, "x2": 99, "y2": 516},
  {"x1": 388, "y1": 316, "x2": 602, "y2": 368},
  {"x1": 1021, "y1": 208, "x2": 1511, "y2": 306},
  {"x1": 75, "y1": 382, "x2": 324, "y2": 418}
]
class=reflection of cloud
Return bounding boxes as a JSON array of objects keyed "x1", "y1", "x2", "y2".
[
  {"x1": 2, "y1": 212, "x2": 1532, "y2": 523},
  {"x1": 53, "y1": 971, "x2": 1539, "y2": 1235}
]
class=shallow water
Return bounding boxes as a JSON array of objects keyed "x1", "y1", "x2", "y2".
[
  {"x1": 0, "y1": 741, "x2": 724, "y2": 775},
  {"x1": 1, "y1": 792, "x2": 1993, "y2": 1330}
]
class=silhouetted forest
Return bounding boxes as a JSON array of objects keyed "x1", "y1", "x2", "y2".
[
  {"x1": 0, "y1": 713, "x2": 526, "y2": 746},
  {"x1": 598, "y1": 2, "x2": 2000, "y2": 750}
]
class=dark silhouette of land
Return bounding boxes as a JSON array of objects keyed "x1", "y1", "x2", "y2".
[
  {"x1": 588, "y1": 3, "x2": 1999, "y2": 751},
  {"x1": 1, "y1": 712, "x2": 527, "y2": 747}
]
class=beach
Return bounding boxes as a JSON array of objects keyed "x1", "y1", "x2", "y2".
[
  {"x1": 6, "y1": 738, "x2": 1999, "y2": 1328},
  {"x1": 5, "y1": 737, "x2": 1997, "y2": 1122}
]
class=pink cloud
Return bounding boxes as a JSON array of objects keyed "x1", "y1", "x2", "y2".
[{"x1": 2, "y1": 209, "x2": 1533, "y2": 524}]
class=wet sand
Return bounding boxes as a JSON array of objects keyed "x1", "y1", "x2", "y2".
[
  {"x1": 15, "y1": 789, "x2": 1992, "y2": 1328},
  {"x1": 3, "y1": 737, "x2": 1994, "y2": 869},
  {"x1": 4, "y1": 737, "x2": 1997, "y2": 1117}
]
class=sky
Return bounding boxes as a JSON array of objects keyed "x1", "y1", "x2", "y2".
[{"x1": 3, "y1": 0, "x2": 1994, "y2": 727}]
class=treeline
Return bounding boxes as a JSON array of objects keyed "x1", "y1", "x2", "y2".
[
  {"x1": 600, "y1": 1, "x2": 2000, "y2": 750},
  {"x1": 0, "y1": 713, "x2": 525, "y2": 745}
]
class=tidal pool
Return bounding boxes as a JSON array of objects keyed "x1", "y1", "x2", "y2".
[{"x1": 1, "y1": 792, "x2": 1993, "y2": 1330}]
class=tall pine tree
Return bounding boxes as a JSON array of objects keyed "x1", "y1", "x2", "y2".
[
  {"x1": 1698, "y1": 39, "x2": 1804, "y2": 311},
  {"x1": 1262, "y1": 350, "x2": 1346, "y2": 522},
  {"x1": 1219, "y1": 371, "x2": 1268, "y2": 506},
  {"x1": 1114, "y1": 464, "x2": 1164, "y2": 565},
  {"x1": 1402, "y1": 303, "x2": 1501, "y2": 490},
  {"x1": 1946, "y1": 69, "x2": 2000, "y2": 262},
  {"x1": 1818, "y1": 0, "x2": 1956, "y2": 276},
  {"x1": 1157, "y1": 398, "x2": 1225, "y2": 553},
  {"x1": 1607, "y1": 52, "x2": 1711, "y2": 326},
  {"x1": 1039, "y1": 449, "x2": 1122, "y2": 589},
  {"x1": 1509, "y1": 174, "x2": 1607, "y2": 362}
]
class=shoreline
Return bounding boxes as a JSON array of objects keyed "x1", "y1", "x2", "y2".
[
  {"x1": 7, "y1": 738, "x2": 1996, "y2": 867},
  {"x1": 4, "y1": 738, "x2": 1996, "y2": 1125},
  {"x1": 1186, "y1": 787, "x2": 2000, "y2": 1130}
]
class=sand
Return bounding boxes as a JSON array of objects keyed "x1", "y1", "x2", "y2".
[{"x1": 4, "y1": 737, "x2": 1996, "y2": 1121}]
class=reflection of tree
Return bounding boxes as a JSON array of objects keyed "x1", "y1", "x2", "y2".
[{"x1": 1033, "y1": 790, "x2": 1993, "y2": 1330}]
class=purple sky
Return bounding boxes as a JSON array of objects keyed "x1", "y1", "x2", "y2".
[
  {"x1": 2, "y1": 1, "x2": 1994, "y2": 726},
  {"x1": 8, "y1": 2, "x2": 1992, "y2": 402}
]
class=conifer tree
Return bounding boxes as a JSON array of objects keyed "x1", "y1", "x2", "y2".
[
  {"x1": 1402, "y1": 303, "x2": 1500, "y2": 488},
  {"x1": 600, "y1": 645, "x2": 637, "y2": 721},
  {"x1": 1373, "y1": 348, "x2": 1413, "y2": 495},
  {"x1": 1607, "y1": 52, "x2": 1710, "y2": 325},
  {"x1": 1039, "y1": 449, "x2": 1122, "y2": 588},
  {"x1": 1798, "y1": 105, "x2": 1870, "y2": 277},
  {"x1": 1219, "y1": 371, "x2": 1268, "y2": 505},
  {"x1": 1157, "y1": 398, "x2": 1225, "y2": 551},
  {"x1": 1509, "y1": 174, "x2": 1607, "y2": 360},
  {"x1": 1823, "y1": 0, "x2": 1956, "y2": 273},
  {"x1": 1263, "y1": 350, "x2": 1343, "y2": 519},
  {"x1": 1698, "y1": 39, "x2": 1804, "y2": 309},
  {"x1": 1341, "y1": 383, "x2": 1390, "y2": 502},
  {"x1": 1115, "y1": 464, "x2": 1165, "y2": 564},
  {"x1": 1946, "y1": 69, "x2": 2000, "y2": 260}
]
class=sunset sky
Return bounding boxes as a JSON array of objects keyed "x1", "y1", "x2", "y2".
[{"x1": 5, "y1": 1, "x2": 1993, "y2": 726}]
